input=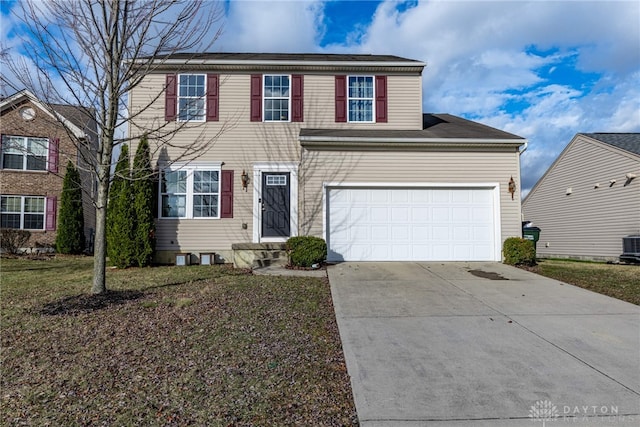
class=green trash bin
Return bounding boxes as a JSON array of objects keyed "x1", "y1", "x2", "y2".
[{"x1": 522, "y1": 226, "x2": 541, "y2": 253}]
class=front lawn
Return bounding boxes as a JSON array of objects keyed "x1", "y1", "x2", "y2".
[
  {"x1": 531, "y1": 259, "x2": 640, "y2": 305},
  {"x1": 0, "y1": 256, "x2": 357, "y2": 426}
]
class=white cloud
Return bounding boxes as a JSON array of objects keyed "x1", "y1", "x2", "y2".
[
  {"x1": 216, "y1": 0, "x2": 326, "y2": 52},
  {"x1": 330, "y1": 0, "x2": 639, "y2": 193},
  {"x1": 4, "y1": 0, "x2": 638, "y2": 195}
]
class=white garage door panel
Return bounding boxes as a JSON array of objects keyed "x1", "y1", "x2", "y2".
[{"x1": 328, "y1": 187, "x2": 497, "y2": 262}]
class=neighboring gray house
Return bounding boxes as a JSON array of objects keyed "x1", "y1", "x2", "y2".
[
  {"x1": 523, "y1": 133, "x2": 640, "y2": 261},
  {"x1": 128, "y1": 53, "x2": 527, "y2": 266}
]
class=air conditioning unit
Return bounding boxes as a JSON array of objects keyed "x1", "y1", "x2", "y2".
[{"x1": 620, "y1": 235, "x2": 640, "y2": 263}]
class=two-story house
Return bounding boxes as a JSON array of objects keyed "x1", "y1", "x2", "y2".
[
  {"x1": 1, "y1": 90, "x2": 97, "y2": 251},
  {"x1": 128, "y1": 53, "x2": 526, "y2": 266}
]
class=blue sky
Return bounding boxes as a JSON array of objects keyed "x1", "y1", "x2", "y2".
[{"x1": 2, "y1": 0, "x2": 639, "y2": 194}]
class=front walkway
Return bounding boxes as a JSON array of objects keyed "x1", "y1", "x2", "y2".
[{"x1": 328, "y1": 262, "x2": 640, "y2": 426}]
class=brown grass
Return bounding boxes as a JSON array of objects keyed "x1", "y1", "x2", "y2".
[
  {"x1": 0, "y1": 256, "x2": 357, "y2": 426},
  {"x1": 530, "y1": 259, "x2": 640, "y2": 305}
]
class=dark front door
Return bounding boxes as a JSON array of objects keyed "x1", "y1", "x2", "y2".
[{"x1": 261, "y1": 172, "x2": 290, "y2": 237}]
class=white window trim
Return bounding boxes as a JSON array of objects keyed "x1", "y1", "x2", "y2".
[
  {"x1": 252, "y1": 162, "x2": 298, "y2": 243},
  {"x1": 347, "y1": 75, "x2": 375, "y2": 123},
  {"x1": 1, "y1": 135, "x2": 49, "y2": 171},
  {"x1": 0, "y1": 195, "x2": 46, "y2": 230},
  {"x1": 263, "y1": 74, "x2": 291, "y2": 122},
  {"x1": 159, "y1": 162, "x2": 222, "y2": 219},
  {"x1": 177, "y1": 73, "x2": 207, "y2": 123}
]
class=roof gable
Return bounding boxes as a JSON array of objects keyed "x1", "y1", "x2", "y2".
[
  {"x1": 0, "y1": 90, "x2": 89, "y2": 140},
  {"x1": 523, "y1": 132, "x2": 640, "y2": 204}
]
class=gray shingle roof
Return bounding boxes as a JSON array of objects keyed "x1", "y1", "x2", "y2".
[
  {"x1": 52, "y1": 104, "x2": 97, "y2": 138},
  {"x1": 582, "y1": 133, "x2": 640, "y2": 156},
  {"x1": 300, "y1": 113, "x2": 525, "y2": 141},
  {"x1": 156, "y1": 52, "x2": 423, "y2": 64}
]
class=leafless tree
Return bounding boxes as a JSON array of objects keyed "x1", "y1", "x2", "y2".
[{"x1": 1, "y1": 0, "x2": 225, "y2": 293}]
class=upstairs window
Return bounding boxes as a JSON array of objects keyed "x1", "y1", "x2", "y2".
[
  {"x1": 335, "y1": 75, "x2": 386, "y2": 123},
  {"x1": 251, "y1": 74, "x2": 303, "y2": 122},
  {"x1": 1, "y1": 135, "x2": 48, "y2": 171},
  {"x1": 1, "y1": 195, "x2": 45, "y2": 230},
  {"x1": 166, "y1": 74, "x2": 218, "y2": 122},
  {"x1": 178, "y1": 74, "x2": 206, "y2": 121},
  {"x1": 263, "y1": 75, "x2": 290, "y2": 121},
  {"x1": 348, "y1": 76, "x2": 374, "y2": 122}
]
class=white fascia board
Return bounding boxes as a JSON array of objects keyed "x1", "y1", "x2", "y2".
[
  {"x1": 300, "y1": 135, "x2": 526, "y2": 145},
  {"x1": 154, "y1": 59, "x2": 426, "y2": 68},
  {"x1": 1, "y1": 89, "x2": 87, "y2": 140},
  {"x1": 0, "y1": 90, "x2": 55, "y2": 119},
  {"x1": 53, "y1": 111, "x2": 87, "y2": 140},
  {"x1": 300, "y1": 137, "x2": 527, "y2": 149}
]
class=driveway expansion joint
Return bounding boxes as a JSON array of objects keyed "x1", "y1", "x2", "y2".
[{"x1": 329, "y1": 262, "x2": 640, "y2": 425}]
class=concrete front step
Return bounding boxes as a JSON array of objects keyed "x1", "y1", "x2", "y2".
[{"x1": 231, "y1": 243, "x2": 289, "y2": 269}]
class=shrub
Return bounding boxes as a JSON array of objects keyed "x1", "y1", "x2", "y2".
[
  {"x1": 1, "y1": 229, "x2": 31, "y2": 254},
  {"x1": 56, "y1": 161, "x2": 85, "y2": 254},
  {"x1": 286, "y1": 236, "x2": 327, "y2": 268},
  {"x1": 503, "y1": 237, "x2": 536, "y2": 266},
  {"x1": 131, "y1": 135, "x2": 155, "y2": 267},
  {"x1": 107, "y1": 145, "x2": 135, "y2": 268}
]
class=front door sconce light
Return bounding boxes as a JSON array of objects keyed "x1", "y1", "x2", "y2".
[
  {"x1": 241, "y1": 170, "x2": 249, "y2": 191},
  {"x1": 508, "y1": 176, "x2": 516, "y2": 200}
]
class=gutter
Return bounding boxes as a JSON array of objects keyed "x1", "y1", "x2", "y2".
[
  {"x1": 299, "y1": 136, "x2": 527, "y2": 150},
  {"x1": 300, "y1": 135, "x2": 526, "y2": 145},
  {"x1": 136, "y1": 59, "x2": 426, "y2": 68}
]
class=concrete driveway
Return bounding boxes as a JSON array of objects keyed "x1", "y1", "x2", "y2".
[{"x1": 328, "y1": 262, "x2": 640, "y2": 426}]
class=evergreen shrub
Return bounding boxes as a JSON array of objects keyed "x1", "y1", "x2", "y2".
[
  {"x1": 56, "y1": 161, "x2": 85, "y2": 254},
  {"x1": 503, "y1": 237, "x2": 536, "y2": 266},
  {"x1": 132, "y1": 135, "x2": 155, "y2": 267},
  {"x1": 286, "y1": 236, "x2": 327, "y2": 267},
  {"x1": 107, "y1": 145, "x2": 135, "y2": 268}
]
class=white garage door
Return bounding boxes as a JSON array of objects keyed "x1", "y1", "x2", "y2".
[{"x1": 327, "y1": 187, "x2": 497, "y2": 262}]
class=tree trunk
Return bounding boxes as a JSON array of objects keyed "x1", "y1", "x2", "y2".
[{"x1": 92, "y1": 177, "x2": 109, "y2": 294}]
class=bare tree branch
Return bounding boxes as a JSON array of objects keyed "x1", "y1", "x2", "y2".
[{"x1": 1, "y1": 0, "x2": 225, "y2": 293}]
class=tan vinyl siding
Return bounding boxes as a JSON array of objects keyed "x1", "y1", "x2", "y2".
[
  {"x1": 128, "y1": 70, "x2": 521, "y2": 259},
  {"x1": 300, "y1": 149, "x2": 522, "y2": 247},
  {"x1": 154, "y1": 217, "x2": 252, "y2": 260},
  {"x1": 523, "y1": 135, "x2": 640, "y2": 260},
  {"x1": 128, "y1": 72, "x2": 423, "y2": 256},
  {"x1": 300, "y1": 74, "x2": 423, "y2": 129},
  {"x1": 129, "y1": 73, "x2": 423, "y2": 148}
]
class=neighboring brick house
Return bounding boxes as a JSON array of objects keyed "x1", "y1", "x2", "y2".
[
  {"x1": 1, "y1": 90, "x2": 96, "y2": 250},
  {"x1": 128, "y1": 53, "x2": 527, "y2": 266}
]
